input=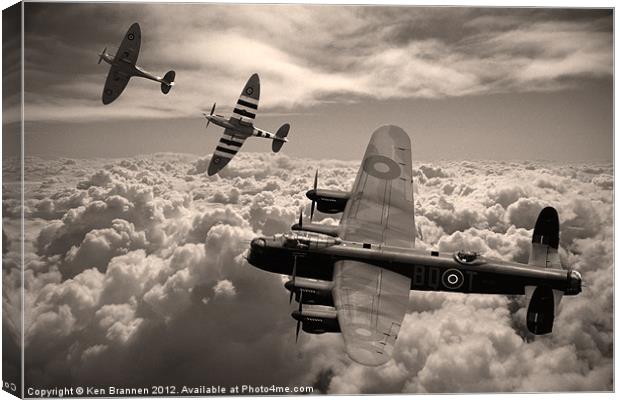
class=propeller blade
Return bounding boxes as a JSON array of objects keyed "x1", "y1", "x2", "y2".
[
  {"x1": 295, "y1": 291, "x2": 303, "y2": 343},
  {"x1": 210, "y1": 102, "x2": 216, "y2": 116},
  {"x1": 291, "y1": 255, "x2": 297, "y2": 285},
  {"x1": 98, "y1": 47, "x2": 107, "y2": 64},
  {"x1": 310, "y1": 170, "x2": 318, "y2": 220},
  {"x1": 314, "y1": 169, "x2": 318, "y2": 190},
  {"x1": 298, "y1": 209, "x2": 303, "y2": 228}
]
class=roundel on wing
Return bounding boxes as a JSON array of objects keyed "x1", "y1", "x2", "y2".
[
  {"x1": 441, "y1": 269, "x2": 464, "y2": 290},
  {"x1": 104, "y1": 88, "x2": 113, "y2": 95},
  {"x1": 246, "y1": 87, "x2": 254, "y2": 95},
  {"x1": 128, "y1": 33, "x2": 135, "y2": 40},
  {"x1": 363, "y1": 155, "x2": 401, "y2": 180}
]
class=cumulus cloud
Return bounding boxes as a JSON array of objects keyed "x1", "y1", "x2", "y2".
[
  {"x1": 22, "y1": 5, "x2": 612, "y2": 122},
  {"x1": 5, "y1": 153, "x2": 612, "y2": 393}
]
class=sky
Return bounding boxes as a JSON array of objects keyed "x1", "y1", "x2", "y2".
[{"x1": 15, "y1": 4, "x2": 613, "y2": 161}]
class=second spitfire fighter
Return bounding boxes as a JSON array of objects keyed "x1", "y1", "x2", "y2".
[
  {"x1": 247, "y1": 125, "x2": 582, "y2": 366},
  {"x1": 98, "y1": 22, "x2": 176, "y2": 105},
  {"x1": 203, "y1": 73, "x2": 290, "y2": 176}
]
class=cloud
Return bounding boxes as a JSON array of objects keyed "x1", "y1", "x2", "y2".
[
  {"x1": 23, "y1": 5, "x2": 612, "y2": 122},
  {"x1": 6, "y1": 153, "x2": 612, "y2": 393}
]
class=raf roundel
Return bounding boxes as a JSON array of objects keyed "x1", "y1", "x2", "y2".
[
  {"x1": 442, "y1": 269, "x2": 464, "y2": 290},
  {"x1": 246, "y1": 87, "x2": 254, "y2": 95},
  {"x1": 363, "y1": 155, "x2": 401, "y2": 180},
  {"x1": 127, "y1": 33, "x2": 135, "y2": 40}
]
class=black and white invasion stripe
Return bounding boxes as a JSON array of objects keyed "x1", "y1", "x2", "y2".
[
  {"x1": 232, "y1": 94, "x2": 259, "y2": 122},
  {"x1": 213, "y1": 134, "x2": 246, "y2": 159}
]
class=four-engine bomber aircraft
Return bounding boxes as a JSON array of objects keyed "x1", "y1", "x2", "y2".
[
  {"x1": 247, "y1": 125, "x2": 582, "y2": 366},
  {"x1": 98, "y1": 22, "x2": 175, "y2": 104},
  {"x1": 203, "y1": 73, "x2": 290, "y2": 176}
]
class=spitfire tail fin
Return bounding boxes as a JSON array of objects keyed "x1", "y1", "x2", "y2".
[
  {"x1": 161, "y1": 70, "x2": 176, "y2": 94},
  {"x1": 272, "y1": 123, "x2": 290, "y2": 153}
]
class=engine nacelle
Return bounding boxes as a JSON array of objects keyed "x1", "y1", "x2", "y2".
[
  {"x1": 306, "y1": 189, "x2": 350, "y2": 214},
  {"x1": 285, "y1": 277, "x2": 334, "y2": 306},
  {"x1": 525, "y1": 285, "x2": 563, "y2": 335},
  {"x1": 291, "y1": 305, "x2": 340, "y2": 334}
]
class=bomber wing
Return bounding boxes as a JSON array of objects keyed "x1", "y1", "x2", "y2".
[
  {"x1": 333, "y1": 125, "x2": 415, "y2": 366},
  {"x1": 230, "y1": 73, "x2": 260, "y2": 126},
  {"x1": 339, "y1": 125, "x2": 415, "y2": 247},
  {"x1": 102, "y1": 23, "x2": 141, "y2": 104}
]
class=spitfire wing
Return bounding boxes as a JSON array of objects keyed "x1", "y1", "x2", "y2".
[
  {"x1": 102, "y1": 23, "x2": 141, "y2": 104},
  {"x1": 333, "y1": 125, "x2": 415, "y2": 366},
  {"x1": 231, "y1": 73, "x2": 260, "y2": 125},
  {"x1": 102, "y1": 68, "x2": 130, "y2": 104},
  {"x1": 207, "y1": 129, "x2": 248, "y2": 176},
  {"x1": 114, "y1": 22, "x2": 141, "y2": 65}
]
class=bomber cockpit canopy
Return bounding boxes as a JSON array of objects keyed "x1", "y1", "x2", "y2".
[
  {"x1": 454, "y1": 250, "x2": 481, "y2": 265},
  {"x1": 282, "y1": 232, "x2": 341, "y2": 250}
]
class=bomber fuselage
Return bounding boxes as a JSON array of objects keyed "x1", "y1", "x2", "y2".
[{"x1": 247, "y1": 232, "x2": 582, "y2": 296}]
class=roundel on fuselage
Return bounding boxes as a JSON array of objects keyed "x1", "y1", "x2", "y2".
[{"x1": 441, "y1": 269, "x2": 464, "y2": 290}]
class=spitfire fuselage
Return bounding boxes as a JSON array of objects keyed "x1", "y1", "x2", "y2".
[
  {"x1": 206, "y1": 115, "x2": 254, "y2": 137},
  {"x1": 206, "y1": 114, "x2": 288, "y2": 143},
  {"x1": 247, "y1": 233, "x2": 582, "y2": 296},
  {"x1": 100, "y1": 52, "x2": 163, "y2": 84}
]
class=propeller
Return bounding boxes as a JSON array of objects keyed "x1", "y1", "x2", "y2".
[
  {"x1": 204, "y1": 103, "x2": 216, "y2": 129},
  {"x1": 295, "y1": 291, "x2": 303, "y2": 342},
  {"x1": 98, "y1": 47, "x2": 107, "y2": 64},
  {"x1": 289, "y1": 254, "x2": 297, "y2": 304},
  {"x1": 310, "y1": 170, "x2": 318, "y2": 220}
]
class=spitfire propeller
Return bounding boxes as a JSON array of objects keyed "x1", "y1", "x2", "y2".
[
  {"x1": 98, "y1": 47, "x2": 107, "y2": 65},
  {"x1": 203, "y1": 103, "x2": 216, "y2": 129}
]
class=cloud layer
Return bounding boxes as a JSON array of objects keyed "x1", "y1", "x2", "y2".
[
  {"x1": 22, "y1": 5, "x2": 612, "y2": 122},
  {"x1": 2, "y1": 152, "x2": 612, "y2": 393}
]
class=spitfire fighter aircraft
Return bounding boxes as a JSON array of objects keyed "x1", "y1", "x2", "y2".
[
  {"x1": 203, "y1": 73, "x2": 290, "y2": 176},
  {"x1": 98, "y1": 22, "x2": 175, "y2": 104},
  {"x1": 247, "y1": 125, "x2": 582, "y2": 366}
]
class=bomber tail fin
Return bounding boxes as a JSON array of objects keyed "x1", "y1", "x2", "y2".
[
  {"x1": 272, "y1": 123, "x2": 290, "y2": 153},
  {"x1": 528, "y1": 206, "x2": 561, "y2": 269},
  {"x1": 161, "y1": 70, "x2": 176, "y2": 94},
  {"x1": 525, "y1": 206, "x2": 564, "y2": 335}
]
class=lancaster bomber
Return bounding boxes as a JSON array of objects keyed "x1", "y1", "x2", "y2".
[
  {"x1": 203, "y1": 73, "x2": 290, "y2": 176},
  {"x1": 247, "y1": 125, "x2": 582, "y2": 366},
  {"x1": 98, "y1": 22, "x2": 175, "y2": 104}
]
